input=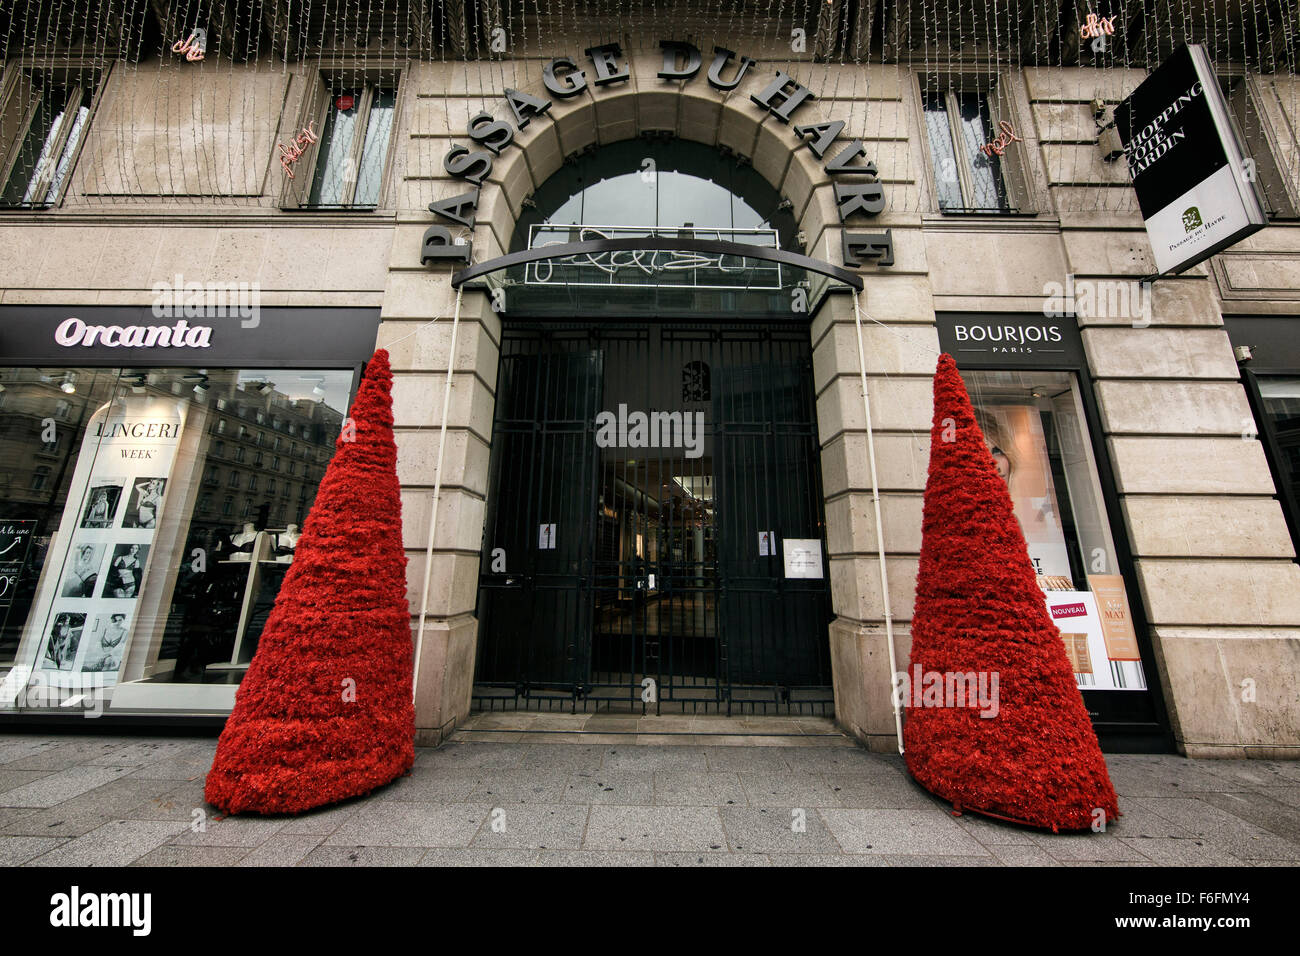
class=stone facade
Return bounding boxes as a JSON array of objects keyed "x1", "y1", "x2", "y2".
[{"x1": 1, "y1": 38, "x2": 1297, "y2": 757}]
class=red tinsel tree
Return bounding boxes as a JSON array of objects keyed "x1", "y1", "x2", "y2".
[
  {"x1": 903, "y1": 353, "x2": 1119, "y2": 832},
  {"x1": 205, "y1": 349, "x2": 414, "y2": 814}
]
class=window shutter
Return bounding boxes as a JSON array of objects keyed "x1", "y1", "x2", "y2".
[
  {"x1": 0, "y1": 71, "x2": 40, "y2": 189},
  {"x1": 279, "y1": 69, "x2": 329, "y2": 208},
  {"x1": 987, "y1": 82, "x2": 1034, "y2": 214},
  {"x1": 1225, "y1": 80, "x2": 1297, "y2": 220},
  {"x1": 1000, "y1": 132, "x2": 1036, "y2": 214}
]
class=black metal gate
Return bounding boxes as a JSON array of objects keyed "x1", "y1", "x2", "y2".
[{"x1": 473, "y1": 322, "x2": 833, "y2": 715}]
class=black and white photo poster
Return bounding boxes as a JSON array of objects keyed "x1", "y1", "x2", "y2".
[
  {"x1": 23, "y1": 396, "x2": 185, "y2": 691},
  {"x1": 1114, "y1": 43, "x2": 1267, "y2": 275}
]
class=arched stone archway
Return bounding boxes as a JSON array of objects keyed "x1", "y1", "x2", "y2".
[{"x1": 389, "y1": 56, "x2": 933, "y2": 750}]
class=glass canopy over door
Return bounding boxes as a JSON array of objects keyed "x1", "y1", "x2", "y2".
[{"x1": 463, "y1": 140, "x2": 857, "y2": 319}]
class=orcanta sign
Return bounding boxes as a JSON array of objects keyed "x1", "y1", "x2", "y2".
[
  {"x1": 1113, "y1": 43, "x2": 1266, "y2": 276},
  {"x1": 421, "y1": 40, "x2": 893, "y2": 271}
]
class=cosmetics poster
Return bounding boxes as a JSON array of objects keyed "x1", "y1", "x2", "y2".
[
  {"x1": 974, "y1": 404, "x2": 1073, "y2": 581},
  {"x1": 1046, "y1": 590, "x2": 1147, "y2": 692}
]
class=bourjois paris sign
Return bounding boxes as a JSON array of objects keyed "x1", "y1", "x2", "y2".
[
  {"x1": 1113, "y1": 43, "x2": 1266, "y2": 276},
  {"x1": 421, "y1": 40, "x2": 893, "y2": 271}
]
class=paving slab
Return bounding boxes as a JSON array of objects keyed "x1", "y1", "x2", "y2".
[
  {"x1": 652, "y1": 771, "x2": 747, "y2": 807},
  {"x1": 600, "y1": 746, "x2": 710, "y2": 772},
  {"x1": 818, "y1": 809, "x2": 992, "y2": 856},
  {"x1": 24, "y1": 819, "x2": 190, "y2": 867},
  {"x1": 986, "y1": 844, "x2": 1064, "y2": 866},
  {"x1": 1194, "y1": 789, "x2": 1300, "y2": 845},
  {"x1": 468, "y1": 804, "x2": 589, "y2": 849},
  {"x1": 583, "y1": 805, "x2": 728, "y2": 852},
  {"x1": 299, "y1": 846, "x2": 429, "y2": 866},
  {"x1": 880, "y1": 854, "x2": 1002, "y2": 866},
  {"x1": 720, "y1": 806, "x2": 844, "y2": 854},
  {"x1": 0, "y1": 835, "x2": 69, "y2": 866},
  {"x1": 323, "y1": 802, "x2": 490, "y2": 848},
  {"x1": 825, "y1": 773, "x2": 940, "y2": 810},
  {"x1": 559, "y1": 769, "x2": 656, "y2": 805},
  {"x1": 413, "y1": 742, "x2": 528, "y2": 771},
  {"x1": 1026, "y1": 831, "x2": 1154, "y2": 863},
  {"x1": 85, "y1": 740, "x2": 208, "y2": 769},
  {"x1": 130, "y1": 845, "x2": 251, "y2": 867},
  {"x1": 1126, "y1": 796, "x2": 1300, "y2": 861},
  {"x1": 520, "y1": 743, "x2": 609, "y2": 771},
  {"x1": 703, "y1": 747, "x2": 795, "y2": 773},
  {"x1": 235, "y1": 834, "x2": 326, "y2": 866},
  {"x1": 378, "y1": 767, "x2": 478, "y2": 803},
  {"x1": 738, "y1": 772, "x2": 843, "y2": 808},
  {"x1": 419, "y1": 847, "x2": 542, "y2": 866},
  {"x1": 1115, "y1": 836, "x2": 1247, "y2": 865},
  {"x1": 655, "y1": 851, "x2": 773, "y2": 866},
  {"x1": 465, "y1": 768, "x2": 572, "y2": 804},
  {"x1": 534, "y1": 850, "x2": 656, "y2": 866},
  {"x1": 0, "y1": 770, "x2": 54, "y2": 795},
  {"x1": 170, "y1": 816, "x2": 288, "y2": 847},
  {"x1": 2, "y1": 777, "x2": 185, "y2": 837},
  {"x1": 0, "y1": 765, "x2": 134, "y2": 808},
  {"x1": 0, "y1": 738, "x2": 136, "y2": 771},
  {"x1": 768, "y1": 853, "x2": 892, "y2": 866}
]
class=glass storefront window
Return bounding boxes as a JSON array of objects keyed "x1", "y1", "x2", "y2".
[
  {"x1": 0, "y1": 366, "x2": 353, "y2": 714},
  {"x1": 961, "y1": 369, "x2": 1148, "y2": 693},
  {"x1": 1258, "y1": 377, "x2": 1300, "y2": 533}
]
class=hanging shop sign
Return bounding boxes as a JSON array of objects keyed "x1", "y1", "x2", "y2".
[
  {"x1": 422, "y1": 40, "x2": 892, "y2": 271},
  {"x1": 1113, "y1": 43, "x2": 1266, "y2": 276},
  {"x1": 0, "y1": 306, "x2": 381, "y2": 367}
]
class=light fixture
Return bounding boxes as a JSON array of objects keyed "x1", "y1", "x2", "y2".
[
  {"x1": 60, "y1": 380, "x2": 76, "y2": 394},
  {"x1": 312, "y1": 383, "x2": 326, "y2": 398}
]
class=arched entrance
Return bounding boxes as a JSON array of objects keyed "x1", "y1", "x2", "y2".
[{"x1": 470, "y1": 140, "x2": 837, "y2": 715}]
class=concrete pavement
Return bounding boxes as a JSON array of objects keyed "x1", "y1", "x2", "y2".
[{"x1": 1, "y1": 719, "x2": 1298, "y2": 866}]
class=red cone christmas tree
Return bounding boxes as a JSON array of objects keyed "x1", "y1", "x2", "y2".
[
  {"x1": 205, "y1": 349, "x2": 414, "y2": 814},
  {"x1": 903, "y1": 353, "x2": 1118, "y2": 832}
]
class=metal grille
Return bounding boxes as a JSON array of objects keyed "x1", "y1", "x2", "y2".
[{"x1": 473, "y1": 321, "x2": 833, "y2": 715}]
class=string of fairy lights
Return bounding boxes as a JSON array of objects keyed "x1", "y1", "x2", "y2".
[{"x1": 0, "y1": 1, "x2": 1295, "y2": 217}]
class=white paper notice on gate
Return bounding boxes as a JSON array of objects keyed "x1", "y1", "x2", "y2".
[
  {"x1": 782, "y1": 539, "x2": 823, "y2": 579},
  {"x1": 538, "y1": 524, "x2": 556, "y2": 549}
]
